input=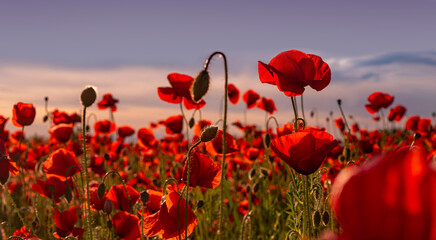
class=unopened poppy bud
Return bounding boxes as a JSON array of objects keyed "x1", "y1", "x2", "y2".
[
  {"x1": 97, "y1": 183, "x2": 106, "y2": 200},
  {"x1": 85, "y1": 125, "x2": 90, "y2": 132},
  {"x1": 268, "y1": 155, "x2": 274, "y2": 164},
  {"x1": 196, "y1": 200, "x2": 204, "y2": 210},
  {"x1": 104, "y1": 153, "x2": 110, "y2": 161},
  {"x1": 260, "y1": 168, "x2": 269, "y2": 178},
  {"x1": 248, "y1": 168, "x2": 256, "y2": 180},
  {"x1": 189, "y1": 118, "x2": 195, "y2": 129},
  {"x1": 414, "y1": 132, "x2": 422, "y2": 141},
  {"x1": 65, "y1": 186, "x2": 73, "y2": 203},
  {"x1": 310, "y1": 111, "x2": 314, "y2": 118},
  {"x1": 80, "y1": 86, "x2": 97, "y2": 107},
  {"x1": 322, "y1": 211, "x2": 330, "y2": 226},
  {"x1": 200, "y1": 125, "x2": 218, "y2": 142},
  {"x1": 43, "y1": 115, "x2": 48, "y2": 122},
  {"x1": 253, "y1": 182, "x2": 260, "y2": 193},
  {"x1": 264, "y1": 133, "x2": 271, "y2": 148},
  {"x1": 343, "y1": 147, "x2": 350, "y2": 161},
  {"x1": 44, "y1": 96, "x2": 49, "y2": 102},
  {"x1": 103, "y1": 199, "x2": 113, "y2": 214},
  {"x1": 191, "y1": 70, "x2": 210, "y2": 103},
  {"x1": 140, "y1": 191, "x2": 149, "y2": 205},
  {"x1": 313, "y1": 210, "x2": 321, "y2": 228},
  {"x1": 337, "y1": 99, "x2": 342, "y2": 105},
  {"x1": 246, "y1": 184, "x2": 251, "y2": 193}
]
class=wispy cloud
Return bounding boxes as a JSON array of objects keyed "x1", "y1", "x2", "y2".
[{"x1": 1, "y1": 51, "x2": 435, "y2": 138}]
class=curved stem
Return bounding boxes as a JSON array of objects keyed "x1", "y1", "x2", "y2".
[
  {"x1": 185, "y1": 140, "x2": 201, "y2": 239},
  {"x1": 82, "y1": 107, "x2": 93, "y2": 240},
  {"x1": 291, "y1": 97, "x2": 299, "y2": 132},
  {"x1": 337, "y1": 100, "x2": 351, "y2": 133},
  {"x1": 204, "y1": 51, "x2": 228, "y2": 239}
]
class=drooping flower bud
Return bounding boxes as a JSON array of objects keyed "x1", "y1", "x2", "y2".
[
  {"x1": 200, "y1": 125, "x2": 218, "y2": 142},
  {"x1": 80, "y1": 86, "x2": 97, "y2": 107},
  {"x1": 97, "y1": 182, "x2": 106, "y2": 201},
  {"x1": 191, "y1": 70, "x2": 210, "y2": 103},
  {"x1": 140, "y1": 190, "x2": 149, "y2": 206},
  {"x1": 103, "y1": 199, "x2": 113, "y2": 214},
  {"x1": 64, "y1": 185, "x2": 73, "y2": 203}
]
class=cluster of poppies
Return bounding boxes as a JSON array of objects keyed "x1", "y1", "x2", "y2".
[{"x1": 1, "y1": 50, "x2": 436, "y2": 240}]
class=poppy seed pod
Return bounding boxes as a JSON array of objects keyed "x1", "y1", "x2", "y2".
[
  {"x1": 191, "y1": 70, "x2": 210, "y2": 103},
  {"x1": 80, "y1": 86, "x2": 97, "y2": 107},
  {"x1": 200, "y1": 125, "x2": 218, "y2": 142}
]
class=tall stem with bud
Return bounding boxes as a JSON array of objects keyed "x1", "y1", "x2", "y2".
[
  {"x1": 80, "y1": 86, "x2": 97, "y2": 240},
  {"x1": 191, "y1": 51, "x2": 228, "y2": 239}
]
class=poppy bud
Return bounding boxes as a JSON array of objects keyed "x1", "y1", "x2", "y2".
[
  {"x1": 264, "y1": 133, "x2": 271, "y2": 148},
  {"x1": 248, "y1": 168, "x2": 256, "y2": 180},
  {"x1": 343, "y1": 147, "x2": 351, "y2": 161},
  {"x1": 97, "y1": 182, "x2": 106, "y2": 200},
  {"x1": 337, "y1": 99, "x2": 342, "y2": 105},
  {"x1": 252, "y1": 182, "x2": 260, "y2": 193},
  {"x1": 104, "y1": 153, "x2": 110, "y2": 161},
  {"x1": 196, "y1": 200, "x2": 204, "y2": 210},
  {"x1": 260, "y1": 168, "x2": 269, "y2": 178},
  {"x1": 322, "y1": 211, "x2": 330, "y2": 226},
  {"x1": 339, "y1": 155, "x2": 346, "y2": 162},
  {"x1": 65, "y1": 185, "x2": 73, "y2": 203},
  {"x1": 140, "y1": 191, "x2": 149, "y2": 205},
  {"x1": 245, "y1": 184, "x2": 251, "y2": 193},
  {"x1": 313, "y1": 210, "x2": 321, "y2": 228},
  {"x1": 268, "y1": 155, "x2": 274, "y2": 164},
  {"x1": 191, "y1": 70, "x2": 210, "y2": 103},
  {"x1": 189, "y1": 118, "x2": 195, "y2": 129},
  {"x1": 200, "y1": 125, "x2": 218, "y2": 142},
  {"x1": 104, "y1": 199, "x2": 113, "y2": 214},
  {"x1": 43, "y1": 115, "x2": 48, "y2": 122},
  {"x1": 80, "y1": 86, "x2": 97, "y2": 107},
  {"x1": 310, "y1": 111, "x2": 314, "y2": 118}
]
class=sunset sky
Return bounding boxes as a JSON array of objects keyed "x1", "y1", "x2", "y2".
[{"x1": 1, "y1": 0, "x2": 436, "y2": 137}]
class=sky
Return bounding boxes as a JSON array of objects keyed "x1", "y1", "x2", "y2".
[{"x1": 1, "y1": 0, "x2": 436, "y2": 138}]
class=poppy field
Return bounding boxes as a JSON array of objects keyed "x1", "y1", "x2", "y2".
[{"x1": 1, "y1": 50, "x2": 436, "y2": 240}]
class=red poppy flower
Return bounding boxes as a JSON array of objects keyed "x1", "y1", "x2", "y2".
[
  {"x1": 98, "y1": 93, "x2": 119, "y2": 112},
  {"x1": 334, "y1": 117, "x2": 345, "y2": 132},
  {"x1": 364, "y1": 92, "x2": 394, "y2": 114},
  {"x1": 52, "y1": 110, "x2": 80, "y2": 125},
  {"x1": 112, "y1": 211, "x2": 141, "y2": 240},
  {"x1": 258, "y1": 50, "x2": 331, "y2": 96},
  {"x1": 257, "y1": 97, "x2": 277, "y2": 114},
  {"x1": 88, "y1": 181, "x2": 107, "y2": 211},
  {"x1": 387, "y1": 105, "x2": 407, "y2": 122},
  {"x1": 158, "y1": 73, "x2": 206, "y2": 110},
  {"x1": 49, "y1": 123, "x2": 73, "y2": 143},
  {"x1": 242, "y1": 90, "x2": 260, "y2": 109},
  {"x1": 144, "y1": 189, "x2": 163, "y2": 216},
  {"x1": 94, "y1": 120, "x2": 116, "y2": 136},
  {"x1": 331, "y1": 147, "x2": 436, "y2": 240},
  {"x1": 270, "y1": 129, "x2": 338, "y2": 174},
  {"x1": 227, "y1": 83, "x2": 240, "y2": 104},
  {"x1": 106, "y1": 184, "x2": 140, "y2": 212},
  {"x1": 137, "y1": 128, "x2": 156, "y2": 148},
  {"x1": 43, "y1": 148, "x2": 82, "y2": 180},
  {"x1": 118, "y1": 125, "x2": 135, "y2": 138},
  {"x1": 12, "y1": 226, "x2": 39, "y2": 240},
  {"x1": 182, "y1": 150, "x2": 221, "y2": 189},
  {"x1": 31, "y1": 176, "x2": 70, "y2": 203},
  {"x1": 54, "y1": 206, "x2": 84, "y2": 239},
  {"x1": 0, "y1": 139, "x2": 18, "y2": 185},
  {"x1": 405, "y1": 116, "x2": 420, "y2": 131},
  {"x1": 143, "y1": 185, "x2": 197, "y2": 240},
  {"x1": 0, "y1": 115, "x2": 8, "y2": 131},
  {"x1": 205, "y1": 130, "x2": 239, "y2": 156},
  {"x1": 12, "y1": 102, "x2": 36, "y2": 127},
  {"x1": 164, "y1": 115, "x2": 183, "y2": 135}
]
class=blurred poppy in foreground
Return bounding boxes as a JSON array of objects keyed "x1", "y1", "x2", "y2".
[
  {"x1": 270, "y1": 129, "x2": 338, "y2": 174},
  {"x1": 258, "y1": 50, "x2": 331, "y2": 96},
  {"x1": 12, "y1": 102, "x2": 36, "y2": 127},
  {"x1": 0, "y1": 139, "x2": 18, "y2": 185},
  {"x1": 331, "y1": 147, "x2": 436, "y2": 240}
]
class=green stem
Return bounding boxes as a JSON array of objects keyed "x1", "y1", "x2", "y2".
[
  {"x1": 300, "y1": 94, "x2": 306, "y2": 120},
  {"x1": 204, "y1": 51, "x2": 228, "y2": 239},
  {"x1": 184, "y1": 141, "x2": 201, "y2": 239},
  {"x1": 82, "y1": 107, "x2": 93, "y2": 240},
  {"x1": 291, "y1": 97, "x2": 299, "y2": 132},
  {"x1": 2, "y1": 185, "x2": 30, "y2": 231},
  {"x1": 337, "y1": 99, "x2": 351, "y2": 133},
  {"x1": 179, "y1": 101, "x2": 190, "y2": 144},
  {"x1": 303, "y1": 175, "x2": 312, "y2": 237}
]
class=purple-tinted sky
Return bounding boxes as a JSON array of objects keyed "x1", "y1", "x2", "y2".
[{"x1": 1, "y1": 0, "x2": 436, "y2": 137}]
